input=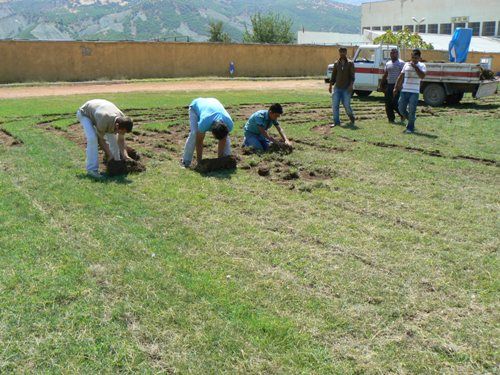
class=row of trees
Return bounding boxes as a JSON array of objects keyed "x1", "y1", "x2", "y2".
[
  {"x1": 209, "y1": 12, "x2": 432, "y2": 50},
  {"x1": 209, "y1": 12, "x2": 294, "y2": 44}
]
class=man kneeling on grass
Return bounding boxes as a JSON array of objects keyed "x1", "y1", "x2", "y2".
[
  {"x1": 77, "y1": 99, "x2": 134, "y2": 179},
  {"x1": 182, "y1": 97, "x2": 234, "y2": 168},
  {"x1": 242, "y1": 103, "x2": 291, "y2": 152}
]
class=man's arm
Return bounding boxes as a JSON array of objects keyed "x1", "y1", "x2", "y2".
[
  {"x1": 328, "y1": 64, "x2": 337, "y2": 93},
  {"x1": 394, "y1": 72, "x2": 404, "y2": 93},
  {"x1": 275, "y1": 125, "x2": 291, "y2": 145},
  {"x1": 195, "y1": 131, "x2": 205, "y2": 163},
  {"x1": 118, "y1": 133, "x2": 132, "y2": 161},
  {"x1": 217, "y1": 136, "x2": 227, "y2": 158},
  {"x1": 412, "y1": 63, "x2": 426, "y2": 79},
  {"x1": 348, "y1": 62, "x2": 355, "y2": 92},
  {"x1": 258, "y1": 126, "x2": 276, "y2": 143},
  {"x1": 97, "y1": 134, "x2": 112, "y2": 160}
]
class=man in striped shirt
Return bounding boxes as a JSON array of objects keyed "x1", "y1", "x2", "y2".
[{"x1": 394, "y1": 49, "x2": 427, "y2": 133}]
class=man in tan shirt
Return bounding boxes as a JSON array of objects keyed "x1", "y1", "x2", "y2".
[
  {"x1": 77, "y1": 99, "x2": 133, "y2": 179},
  {"x1": 328, "y1": 47, "x2": 356, "y2": 127}
]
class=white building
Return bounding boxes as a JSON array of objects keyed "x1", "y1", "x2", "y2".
[
  {"x1": 297, "y1": 31, "x2": 366, "y2": 46},
  {"x1": 361, "y1": 0, "x2": 500, "y2": 37}
]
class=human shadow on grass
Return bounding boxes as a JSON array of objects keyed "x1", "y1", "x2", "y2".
[
  {"x1": 412, "y1": 131, "x2": 438, "y2": 139},
  {"x1": 76, "y1": 173, "x2": 133, "y2": 184},
  {"x1": 193, "y1": 168, "x2": 236, "y2": 180},
  {"x1": 342, "y1": 123, "x2": 360, "y2": 130}
]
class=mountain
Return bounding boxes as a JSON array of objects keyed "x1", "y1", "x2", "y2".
[{"x1": 0, "y1": 0, "x2": 361, "y2": 42}]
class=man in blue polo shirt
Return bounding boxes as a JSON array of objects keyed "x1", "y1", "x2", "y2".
[
  {"x1": 182, "y1": 97, "x2": 234, "y2": 167},
  {"x1": 243, "y1": 103, "x2": 291, "y2": 151}
]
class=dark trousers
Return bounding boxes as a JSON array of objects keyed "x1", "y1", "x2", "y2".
[{"x1": 385, "y1": 84, "x2": 401, "y2": 122}]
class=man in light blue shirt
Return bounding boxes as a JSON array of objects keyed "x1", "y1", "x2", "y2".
[
  {"x1": 182, "y1": 98, "x2": 234, "y2": 167},
  {"x1": 243, "y1": 103, "x2": 291, "y2": 151}
]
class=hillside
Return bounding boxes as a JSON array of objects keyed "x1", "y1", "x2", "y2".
[{"x1": 0, "y1": 0, "x2": 361, "y2": 42}]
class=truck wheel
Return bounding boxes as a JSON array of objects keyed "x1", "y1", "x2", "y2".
[
  {"x1": 354, "y1": 90, "x2": 372, "y2": 97},
  {"x1": 423, "y1": 84, "x2": 446, "y2": 107},
  {"x1": 445, "y1": 93, "x2": 464, "y2": 105}
]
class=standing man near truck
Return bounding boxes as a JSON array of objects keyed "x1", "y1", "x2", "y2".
[
  {"x1": 380, "y1": 48, "x2": 405, "y2": 124},
  {"x1": 394, "y1": 49, "x2": 427, "y2": 134},
  {"x1": 328, "y1": 47, "x2": 356, "y2": 128}
]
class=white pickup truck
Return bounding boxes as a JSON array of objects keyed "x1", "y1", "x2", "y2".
[{"x1": 325, "y1": 45, "x2": 498, "y2": 106}]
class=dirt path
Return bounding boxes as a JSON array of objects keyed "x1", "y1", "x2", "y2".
[{"x1": 0, "y1": 79, "x2": 324, "y2": 99}]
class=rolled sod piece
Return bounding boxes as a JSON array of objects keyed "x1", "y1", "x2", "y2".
[
  {"x1": 195, "y1": 155, "x2": 238, "y2": 173},
  {"x1": 107, "y1": 159, "x2": 146, "y2": 176},
  {"x1": 126, "y1": 146, "x2": 141, "y2": 161},
  {"x1": 268, "y1": 141, "x2": 293, "y2": 154}
]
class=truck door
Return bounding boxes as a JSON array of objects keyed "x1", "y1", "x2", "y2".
[{"x1": 353, "y1": 47, "x2": 378, "y2": 91}]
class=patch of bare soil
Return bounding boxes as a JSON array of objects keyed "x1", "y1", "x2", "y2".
[
  {"x1": 0, "y1": 80, "x2": 324, "y2": 99},
  {"x1": 0, "y1": 128, "x2": 23, "y2": 146}
]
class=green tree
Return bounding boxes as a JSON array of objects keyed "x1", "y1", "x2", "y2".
[
  {"x1": 243, "y1": 12, "x2": 294, "y2": 44},
  {"x1": 208, "y1": 20, "x2": 231, "y2": 43},
  {"x1": 374, "y1": 28, "x2": 434, "y2": 49}
]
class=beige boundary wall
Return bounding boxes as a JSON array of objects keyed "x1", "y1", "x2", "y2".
[
  {"x1": 0, "y1": 41, "x2": 355, "y2": 83},
  {"x1": 0, "y1": 40, "x2": 497, "y2": 83}
]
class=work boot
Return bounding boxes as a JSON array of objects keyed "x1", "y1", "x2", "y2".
[{"x1": 349, "y1": 115, "x2": 356, "y2": 126}]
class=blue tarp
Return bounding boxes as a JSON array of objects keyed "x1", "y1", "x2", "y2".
[{"x1": 449, "y1": 28, "x2": 473, "y2": 63}]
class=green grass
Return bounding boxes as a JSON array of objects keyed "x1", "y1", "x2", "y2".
[{"x1": 0, "y1": 89, "x2": 498, "y2": 373}]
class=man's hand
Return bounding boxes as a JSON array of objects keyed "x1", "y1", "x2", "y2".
[
  {"x1": 328, "y1": 84, "x2": 333, "y2": 94},
  {"x1": 124, "y1": 156, "x2": 133, "y2": 162},
  {"x1": 348, "y1": 84, "x2": 354, "y2": 94},
  {"x1": 284, "y1": 139, "x2": 292, "y2": 146}
]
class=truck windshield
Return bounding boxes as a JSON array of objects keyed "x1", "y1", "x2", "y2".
[{"x1": 354, "y1": 48, "x2": 376, "y2": 63}]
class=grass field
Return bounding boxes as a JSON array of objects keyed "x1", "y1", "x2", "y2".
[{"x1": 0, "y1": 88, "x2": 498, "y2": 373}]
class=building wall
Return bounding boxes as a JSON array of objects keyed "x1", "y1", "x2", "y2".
[
  {"x1": 0, "y1": 41, "x2": 358, "y2": 84},
  {"x1": 0, "y1": 40, "x2": 498, "y2": 84},
  {"x1": 297, "y1": 31, "x2": 365, "y2": 46},
  {"x1": 362, "y1": 0, "x2": 499, "y2": 36}
]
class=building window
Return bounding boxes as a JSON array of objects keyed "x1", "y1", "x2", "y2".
[
  {"x1": 428, "y1": 24, "x2": 438, "y2": 34},
  {"x1": 417, "y1": 24, "x2": 426, "y2": 33},
  {"x1": 482, "y1": 21, "x2": 495, "y2": 36},
  {"x1": 440, "y1": 23, "x2": 452, "y2": 34},
  {"x1": 382, "y1": 26, "x2": 391, "y2": 31},
  {"x1": 404, "y1": 25, "x2": 414, "y2": 32},
  {"x1": 372, "y1": 26, "x2": 381, "y2": 30},
  {"x1": 454, "y1": 22, "x2": 466, "y2": 30},
  {"x1": 468, "y1": 22, "x2": 480, "y2": 36},
  {"x1": 393, "y1": 25, "x2": 402, "y2": 31},
  {"x1": 362, "y1": 27, "x2": 370, "y2": 32}
]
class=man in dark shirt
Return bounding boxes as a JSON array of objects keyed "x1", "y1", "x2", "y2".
[
  {"x1": 328, "y1": 47, "x2": 356, "y2": 127},
  {"x1": 380, "y1": 48, "x2": 405, "y2": 123}
]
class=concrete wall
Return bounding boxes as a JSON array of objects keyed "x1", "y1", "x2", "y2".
[
  {"x1": 0, "y1": 40, "x2": 497, "y2": 84},
  {"x1": 362, "y1": 0, "x2": 499, "y2": 36},
  {"x1": 0, "y1": 40, "x2": 357, "y2": 84}
]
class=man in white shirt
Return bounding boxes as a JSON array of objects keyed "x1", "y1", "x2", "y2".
[{"x1": 394, "y1": 49, "x2": 427, "y2": 133}]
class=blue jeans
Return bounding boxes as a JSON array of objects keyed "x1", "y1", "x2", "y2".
[
  {"x1": 243, "y1": 133, "x2": 271, "y2": 151},
  {"x1": 398, "y1": 91, "x2": 419, "y2": 132},
  {"x1": 332, "y1": 88, "x2": 354, "y2": 125}
]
